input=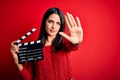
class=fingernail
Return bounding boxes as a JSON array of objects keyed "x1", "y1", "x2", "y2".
[{"x1": 66, "y1": 12, "x2": 69, "y2": 14}]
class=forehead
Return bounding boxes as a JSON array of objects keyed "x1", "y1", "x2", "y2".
[{"x1": 47, "y1": 14, "x2": 60, "y2": 22}]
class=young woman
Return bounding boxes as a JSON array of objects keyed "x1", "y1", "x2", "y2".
[{"x1": 10, "y1": 7, "x2": 83, "y2": 80}]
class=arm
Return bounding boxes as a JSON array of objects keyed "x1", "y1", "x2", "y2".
[
  {"x1": 10, "y1": 41, "x2": 23, "y2": 70},
  {"x1": 10, "y1": 41, "x2": 33, "y2": 80},
  {"x1": 59, "y1": 13, "x2": 83, "y2": 45},
  {"x1": 63, "y1": 38, "x2": 80, "y2": 51}
]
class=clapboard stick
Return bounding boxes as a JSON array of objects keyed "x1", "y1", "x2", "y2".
[{"x1": 15, "y1": 28, "x2": 36, "y2": 45}]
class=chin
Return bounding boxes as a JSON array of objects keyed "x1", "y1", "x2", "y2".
[{"x1": 48, "y1": 33, "x2": 57, "y2": 36}]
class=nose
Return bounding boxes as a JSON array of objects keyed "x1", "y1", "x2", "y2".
[{"x1": 51, "y1": 23, "x2": 56, "y2": 29}]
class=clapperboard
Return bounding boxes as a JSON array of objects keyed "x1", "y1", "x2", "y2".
[{"x1": 15, "y1": 28, "x2": 44, "y2": 64}]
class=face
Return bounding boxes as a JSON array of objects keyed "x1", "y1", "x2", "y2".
[{"x1": 45, "y1": 14, "x2": 61, "y2": 37}]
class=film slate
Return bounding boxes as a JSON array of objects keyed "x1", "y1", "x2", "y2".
[
  {"x1": 17, "y1": 40, "x2": 44, "y2": 64},
  {"x1": 15, "y1": 28, "x2": 37, "y2": 44},
  {"x1": 15, "y1": 28, "x2": 44, "y2": 64}
]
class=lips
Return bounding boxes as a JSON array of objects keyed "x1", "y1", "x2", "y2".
[{"x1": 50, "y1": 29, "x2": 56, "y2": 33}]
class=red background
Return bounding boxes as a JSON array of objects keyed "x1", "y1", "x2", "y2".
[{"x1": 0, "y1": 0, "x2": 120, "y2": 80}]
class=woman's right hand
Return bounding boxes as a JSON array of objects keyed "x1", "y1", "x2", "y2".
[{"x1": 10, "y1": 41, "x2": 23, "y2": 71}]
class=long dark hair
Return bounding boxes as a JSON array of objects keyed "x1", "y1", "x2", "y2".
[{"x1": 38, "y1": 7, "x2": 65, "y2": 51}]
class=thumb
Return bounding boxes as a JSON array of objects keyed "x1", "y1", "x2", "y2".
[{"x1": 59, "y1": 32, "x2": 71, "y2": 41}]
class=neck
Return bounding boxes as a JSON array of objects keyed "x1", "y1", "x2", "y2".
[{"x1": 45, "y1": 35, "x2": 56, "y2": 46}]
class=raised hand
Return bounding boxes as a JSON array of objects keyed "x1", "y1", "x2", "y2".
[{"x1": 59, "y1": 12, "x2": 83, "y2": 45}]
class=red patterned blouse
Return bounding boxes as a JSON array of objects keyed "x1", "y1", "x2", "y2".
[{"x1": 19, "y1": 39, "x2": 79, "y2": 80}]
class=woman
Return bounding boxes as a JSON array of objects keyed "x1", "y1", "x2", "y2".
[{"x1": 10, "y1": 7, "x2": 83, "y2": 80}]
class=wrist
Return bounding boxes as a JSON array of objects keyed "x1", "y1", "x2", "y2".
[{"x1": 15, "y1": 61, "x2": 23, "y2": 71}]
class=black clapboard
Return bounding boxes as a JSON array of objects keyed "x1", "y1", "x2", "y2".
[
  {"x1": 17, "y1": 40, "x2": 44, "y2": 64},
  {"x1": 15, "y1": 28, "x2": 44, "y2": 64}
]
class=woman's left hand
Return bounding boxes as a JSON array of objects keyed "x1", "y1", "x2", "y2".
[{"x1": 59, "y1": 12, "x2": 83, "y2": 45}]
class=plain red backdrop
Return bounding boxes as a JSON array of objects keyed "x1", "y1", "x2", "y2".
[{"x1": 0, "y1": 0, "x2": 120, "y2": 80}]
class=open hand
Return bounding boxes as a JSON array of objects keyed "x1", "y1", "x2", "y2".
[{"x1": 59, "y1": 12, "x2": 83, "y2": 45}]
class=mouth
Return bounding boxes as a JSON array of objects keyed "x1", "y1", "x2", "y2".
[{"x1": 50, "y1": 30, "x2": 56, "y2": 33}]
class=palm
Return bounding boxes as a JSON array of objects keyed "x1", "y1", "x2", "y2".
[
  {"x1": 59, "y1": 13, "x2": 83, "y2": 45},
  {"x1": 68, "y1": 25, "x2": 83, "y2": 44}
]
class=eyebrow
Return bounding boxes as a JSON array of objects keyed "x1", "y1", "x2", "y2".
[{"x1": 47, "y1": 19, "x2": 61, "y2": 24}]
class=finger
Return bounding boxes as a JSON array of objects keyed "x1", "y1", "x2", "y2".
[
  {"x1": 11, "y1": 41, "x2": 19, "y2": 52},
  {"x1": 65, "y1": 15, "x2": 71, "y2": 30},
  {"x1": 11, "y1": 41, "x2": 17, "y2": 47},
  {"x1": 76, "y1": 17, "x2": 83, "y2": 39},
  {"x1": 66, "y1": 13, "x2": 73, "y2": 27},
  {"x1": 11, "y1": 41, "x2": 14, "y2": 46},
  {"x1": 10, "y1": 48, "x2": 16, "y2": 54},
  {"x1": 76, "y1": 17, "x2": 81, "y2": 27},
  {"x1": 11, "y1": 43, "x2": 16, "y2": 49},
  {"x1": 15, "y1": 46, "x2": 19, "y2": 52},
  {"x1": 70, "y1": 14, "x2": 77, "y2": 26},
  {"x1": 59, "y1": 32, "x2": 71, "y2": 42},
  {"x1": 10, "y1": 47, "x2": 17, "y2": 52}
]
